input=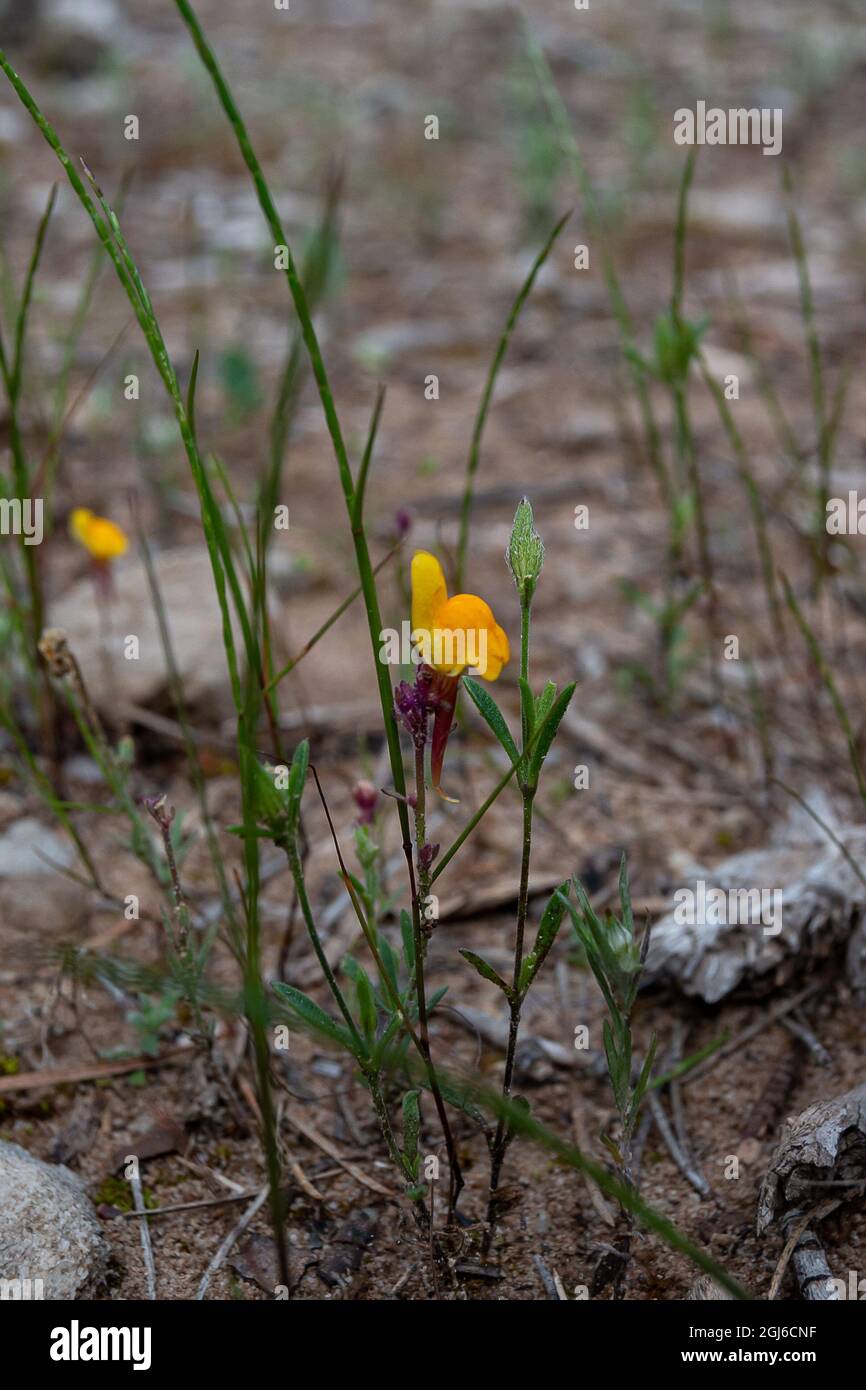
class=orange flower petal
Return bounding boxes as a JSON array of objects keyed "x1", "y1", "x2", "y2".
[{"x1": 474, "y1": 622, "x2": 510, "y2": 681}]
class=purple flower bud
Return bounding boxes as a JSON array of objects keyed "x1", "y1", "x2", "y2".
[
  {"x1": 394, "y1": 507, "x2": 412, "y2": 539},
  {"x1": 419, "y1": 841, "x2": 439, "y2": 870},
  {"x1": 394, "y1": 668, "x2": 433, "y2": 749},
  {"x1": 352, "y1": 779, "x2": 378, "y2": 825}
]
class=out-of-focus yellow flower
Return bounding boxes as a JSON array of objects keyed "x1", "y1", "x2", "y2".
[
  {"x1": 70, "y1": 508, "x2": 128, "y2": 563},
  {"x1": 411, "y1": 551, "x2": 509, "y2": 680}
]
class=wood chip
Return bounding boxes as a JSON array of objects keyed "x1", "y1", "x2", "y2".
[{"x1": 0, "y1": 1051, "x2": 184, "y2": 1094}]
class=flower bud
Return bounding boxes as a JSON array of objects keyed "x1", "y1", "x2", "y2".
[
  {"x1": 506, "y1": 497, "x2": 544, "y2": 600},
  {"x1": 352, "y1": 779, "x2": 378, "y2": 826}
]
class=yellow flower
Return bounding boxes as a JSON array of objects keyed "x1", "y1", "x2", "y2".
[
  {"x1": 408, "y1": 551, "x2": 510, "y2": 797},
  {"x1": 70, "y1": 508, "x2": 128, "y2": 563},
  {"x1": 411, "y1": 551, "x2": 509, "y2": 680}
]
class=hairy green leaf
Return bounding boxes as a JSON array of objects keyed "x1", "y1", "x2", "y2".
[
  {"x1": 459, "y1": 948, "x2": 513, "y2": 998},
  {"x1": 463, "y1": 676, "x2": 520, "y2": 766}
]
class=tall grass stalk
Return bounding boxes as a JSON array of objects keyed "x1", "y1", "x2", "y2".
[
  {"x1": 699, "y1": 352, "x2": 782, "y2": 635},
  {"x1": 261, "y1": 169, "x2": 342, "y2": 547},
  {"x1": 523, "y1": 18, "x2": 671, "y2": 511},
  {"x1": 783, "y1": 169, "x2": 831, "y2": 584},
  {"x1": 782, "y1": 573, "x2": 866, "y2": 810},
  {"x1": 133, "y1": 500, "x2": 238, "y2": 940},
  {"x1": 458, "y1": 501, "x2": 575, "y2": 1242},
  {"x1": 0, "y1": 46, "x2": 292, "y2": 1284},
  {"x1": 170, "y1": 0, "x2": 416, "y2": 880},
  {"x1": 559, "y1": 862, "x2": 657, "y2": 1297},
  {"x1": 669, "y1": 151, "x2": 713, "y2": 609},
  {"x1": 0, "y1": 184, "x2": 56, "y2": 696},
  {"x1": 169, "y1": 0, "x2": 473, "y2": 1208},
  {"x1": 455, "y1": 209, "x2": 569, "y2": 589}
]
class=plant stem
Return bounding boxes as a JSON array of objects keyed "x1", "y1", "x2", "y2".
[
  {"x1": 165, "y1": 7, "x2": 465, "y2": 1226},
  {"x1": 486, "y1": 579, "x2": 535, "y2": 1243},
  {"x1": 485, "y1": 786, "x2": 534, "y2": 1241},
  {"x1": 366, "y1": 1073, "x2": 429, "y2": 1235},
  {"x1": 283, "y1": 837, "x2": 365, "y2": 1056},
  {"x1": 144, "y1": 796, "x2": 190, "y2": 954},
  {"x1": 413, "y1": 745, "x2": 430, "y2": 913},
  {"x1": 310, "y1": 762, "x2": 461, "y2": 1222},
  {"x1": 410, "y1": 744, "x2": 463, "y2": 1216},
  {"x1": 249, "y1": 1003, "x2": 290, "y2": 1289},
  {"x1": 673, "y1": 384, "x2": 711, "y2": 600}
]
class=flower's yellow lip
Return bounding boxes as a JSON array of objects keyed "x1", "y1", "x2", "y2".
[{"x1": 410, "y1": 550, "x2": 509, "y2": 681}]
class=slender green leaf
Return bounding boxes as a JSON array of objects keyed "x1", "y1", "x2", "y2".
[
  {"x1": 527, "y1": 681, "x2": 575, "y2": 781},
  {"x1": 533, "y1": 680, "x2": 557, "y2": 727},
  {"x1": 272, "y1": 981, "x2": 360, "y2": 1056},
  {"x1": 378, "y1": 937, "x2": 400, "y2": 995},
  {"x1": 355, "y1": 966, "x2": 377, "y2": 1045},
  {"x1": 400, "y1": 908, "x2": 415, "y2": 974},
  {"x1": 518, "y1": 676, "x2": 536, "y2": 748},
  {"x1": 402, "y1": 1089, "x2": 421, "y2": 1173},
  {"x1": 463, "y1": 676, "x2": 519, "y2": 766},
  {"x1": 518, "y1": 880, "x2": 569, "y2": 993},
  {"x1": 459, "y1": 949, "x2": 512, "y2": 998},
  {"x1": 629, "y1": 1033, "x2": 658, "y2": 1128}
]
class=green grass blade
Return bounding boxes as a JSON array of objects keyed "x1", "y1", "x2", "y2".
[
  {"x1": 781, "y1": 573, "x2": 866, "y2": 808},
  {"x1": 455, "y1": 209, "x2": 570, "y2": 588},
  {"x1": 11, "y1": 181, "x2": 56, "y2": 402},
  {"x1": 523, "y1": 17, "x2": 671, "y2": 510},
  {"x1": 699, "y1": 350, "x2": 781, "y2": 632},
  {"x1": 171, "y1": 0, "x2": 414, "y2": 859}
]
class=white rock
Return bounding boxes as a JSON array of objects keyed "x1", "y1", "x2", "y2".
[
  {"x1": 645, "y1": 804, "x2": 866, "y2": 1004},
  {"x1": 50, "y1": 547, "x2": 243, "y2": 715},
  {"x1": 0, "y1": 106, "x2": 24, "y2": 145},
  {"x1": 53, "y1": 0, "x2": 122, "y2": 42},
  {"x1": 0, "y1": 1141, "x2": 108, "y2": 1299},
  {"x1": 0, "y1": 817, "x2": 75, "y2": 877},
  {"x1": 0, "y1": 817, "x2": 88, "y2": 938}
]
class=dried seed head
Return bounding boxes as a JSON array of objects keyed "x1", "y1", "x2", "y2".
[
  {"x1": 38, "y1": 627, "x2": 74, "y2": 678},
  {"x1": 143, "y1": 793, "x2": 174, "y2": 828}
]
